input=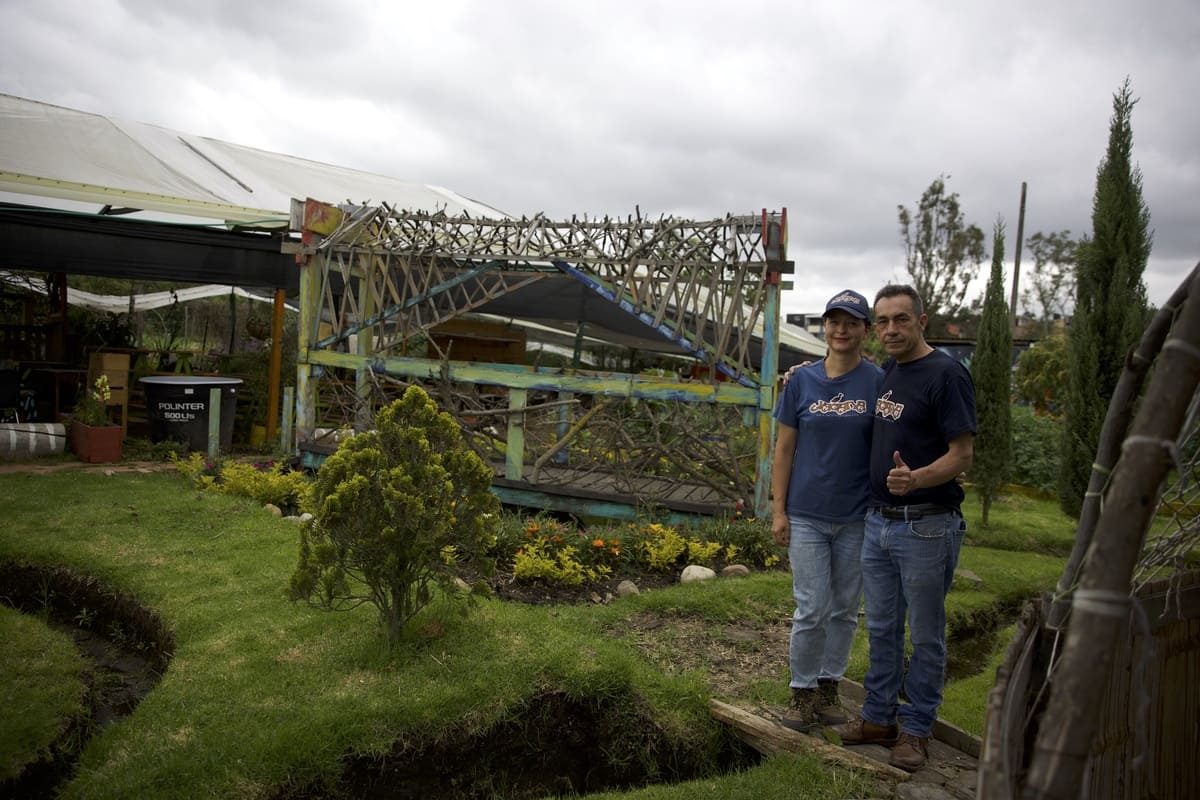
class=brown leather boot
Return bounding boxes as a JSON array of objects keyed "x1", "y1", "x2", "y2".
[
  {"x1": 888, "y1": 732, "x2": 929, "y2": 771},
  {"x1": 815, "y1": 679, "x2": 849, "y2": 725},
  {"x1": 780, "y1": 687, "x2": 820, "y2": 733},
  {"x1": 828, "y1": 716, "x2": 900, "y2": 745}
]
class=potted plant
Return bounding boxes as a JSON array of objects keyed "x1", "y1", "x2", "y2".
[{"x1": 70, "y1": 375, "x2": 123, "y2": 463}]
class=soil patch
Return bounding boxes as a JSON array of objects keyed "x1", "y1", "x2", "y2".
[
  {"x1": 608, "y1": 611, "x2": 792, "y2": 700},
  {"x1": 487, "y1": 569, "x2": 680, "y2": 606}
]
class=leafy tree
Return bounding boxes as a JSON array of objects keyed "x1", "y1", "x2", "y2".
[
  {"x1": 970, "y1": 220, "x2": 1013, "y2": 526},
  {"x1": 1021, "y1": 230, "x2": 1079, "y2": 336},
  {"x1": 897, "y1": 175, "x2": 988, "y2": 336},
  {"x1": 1059, "y1": 78, "x2": 1152, "y2": 517},
  {"x1": 290, "y1": 385, "x2": 500, "y2": 644},
  {"x1": 1014, "y1": 333, "x2": 1068, "y2": 416}
]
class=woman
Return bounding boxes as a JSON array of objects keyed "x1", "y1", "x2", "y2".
[{"x1": 771, "y1": 289, "x2": 881, "y2": 731}]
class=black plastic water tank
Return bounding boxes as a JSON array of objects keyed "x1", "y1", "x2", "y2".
[{"x1": 139, "y1": 376, "x2": 242, "y2": 451}]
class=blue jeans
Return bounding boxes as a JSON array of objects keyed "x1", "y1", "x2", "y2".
[
  {"x1": 859, "y1": 507, "x2": 965, "y2": 737},
  {"x1": 787, "y1": 515, "x2": 865, "y2": 689}
]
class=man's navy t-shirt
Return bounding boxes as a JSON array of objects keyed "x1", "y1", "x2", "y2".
[{"x1": 869, "y1": 349, "x2": 977, "y2": 510}]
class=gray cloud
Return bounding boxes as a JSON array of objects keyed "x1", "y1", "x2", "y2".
[{"x1": 1, "y1": 0, "x2": 1195, "y2": 313}]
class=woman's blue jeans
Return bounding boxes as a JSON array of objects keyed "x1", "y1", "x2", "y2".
[
  {"x1": 859, "y1": 507, "x2": 965, "y2": 737},
  {"x1": 786, "y1": 515, "x2": 865, "y2": 689}
]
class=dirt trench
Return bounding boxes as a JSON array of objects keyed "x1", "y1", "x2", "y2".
[
  {"x1": 0, "y1": 562, "x2": 173, "y2": 798},
  {"x1": 0, "y1": 562, "x2": 757, "y2": 799}
]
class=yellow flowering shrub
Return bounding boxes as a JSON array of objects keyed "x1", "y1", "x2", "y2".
[
  {"x1": 684, "y1": 539, "x2": 723, "y2": 566},
  {"x1": 495, "y1": 507, "x2": 785, "y2": 587},
  {"x1": 173, "y1": 452, "x2": 312, "y2": 514},
  {"x1": 513, "y1": 537, "x2": 611, "y2": 586},
  {"x1": 640, "y1": 523, "x2": 688, "y2": 571}
]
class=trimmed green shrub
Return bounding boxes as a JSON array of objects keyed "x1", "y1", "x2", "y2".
[{"x1": 290, "y1": 385, "x2": 500, "y2": 643}]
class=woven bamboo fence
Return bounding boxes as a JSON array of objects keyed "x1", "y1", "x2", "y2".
[{"x1": 978, "y1": 263, "x2": 1200, "y2": 800}]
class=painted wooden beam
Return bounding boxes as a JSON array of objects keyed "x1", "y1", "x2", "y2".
[
  {"x1": 505, "y1": 388, "x2": 527, "y2": 480},
  {"x1": 305, "y1": 350, "x2": 762, "y2": 407}
]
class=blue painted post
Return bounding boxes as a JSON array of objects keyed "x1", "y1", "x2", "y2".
[
  {"x1": 355, "y1": 256, "x2": 375, "y2": 432},
  {"x1": 555, "y1": 392, "x2": 572, "y2": 464},
  {"x1": 754, "y1": 211, "x2": 786, "y2": 519}
]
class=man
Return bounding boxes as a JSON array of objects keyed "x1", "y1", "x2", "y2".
[{"x1": 830, "y1": 284, "x2": 976, "y2": 772}]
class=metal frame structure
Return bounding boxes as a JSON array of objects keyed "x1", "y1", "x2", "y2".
[{"x1": 288, "y1": 198, "x2": 792, "y2": 520}]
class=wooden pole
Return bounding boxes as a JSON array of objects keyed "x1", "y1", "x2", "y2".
[
  {"x1": 1009, "y1": 182, "x2": 1027, "y2": 331},
  {"x1": 266, "y1": 288, "x2": 285, "y2": 441},
  {"x1": 227, "y1": 289, "x2": 237, "y2": 355}
]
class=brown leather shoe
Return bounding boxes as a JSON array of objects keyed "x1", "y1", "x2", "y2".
[
  {"x1": 888, "y1": 732, "x2": 929, "y2": 771},
  {"x1": 828, "y1": 716, "x2": 900, "y2": 746}
]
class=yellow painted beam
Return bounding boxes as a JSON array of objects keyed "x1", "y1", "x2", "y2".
[{"x1": 305, "y1": 350, "x2": 762, "y2": 407}]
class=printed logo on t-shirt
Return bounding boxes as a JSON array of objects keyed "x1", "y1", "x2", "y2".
[
  {"x1": 809, "y1": 392, "x2": 869, "y2": 415},
  {"x1": 875, "y1": 390, "x2": 905, "y2": 421}
]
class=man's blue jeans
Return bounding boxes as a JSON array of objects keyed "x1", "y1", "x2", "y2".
[
  {"x1": 859, "y1": 507, "x2": 965, "y2": 737},
  {"x1": 787, "y1": 515, "x2": 864, "y2": 689}
]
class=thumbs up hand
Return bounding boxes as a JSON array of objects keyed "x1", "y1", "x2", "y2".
[{"x1": 887, "y1": 450, "x2": 917, "y2": 495}]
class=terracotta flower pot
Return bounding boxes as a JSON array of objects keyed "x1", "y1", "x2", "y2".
[{"x1": 70, "y1": 421, "x2": 123, "y2": 463}]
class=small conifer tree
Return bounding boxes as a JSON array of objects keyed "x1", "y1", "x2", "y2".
[
  {"x1": 971, "y1": 220, "x2": 1014, "y2": 526},
  {"x1": 1059, "y1": 78, "x2": 1151, "y2": 517},
  {"x1": 290, "y1": 385, "x2": 499, "y2": 643}
]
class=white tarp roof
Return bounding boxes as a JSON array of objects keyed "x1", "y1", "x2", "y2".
[
  {"x1": 0, "y1": 93, "x2": 824, "y2": 364},
  {"x1": 0, "y1": 270, "x2": 296, "y2": 313},
  {"x1": 0, "y1": 93, "x2": 508, "y2": 226}
]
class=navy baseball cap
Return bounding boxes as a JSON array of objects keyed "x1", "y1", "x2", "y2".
[{"x1": 823, "y1": 289, "x2": 871, "y2": 321}]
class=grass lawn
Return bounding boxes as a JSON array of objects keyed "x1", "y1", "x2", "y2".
[
  {"x1": 0, "y1": 605, "x2": 87, "y2": 782},
  {"x1": 0, "y1": 469, "x2": 1073, "y2": 799}
]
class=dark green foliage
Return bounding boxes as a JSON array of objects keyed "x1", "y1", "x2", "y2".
[
  {"x1": 1059, "y1": 79, "x2": 1152, "y2": 517},
  {"x1": 1011, "y1": 405, "x2": 1062, "y2": 493},
  {"x1": 970, "y1": 221, "x2": 1014, "y2": 526},
  {"x1": 1014, "y1": 334, "x2": 1068, "y2": 416},
  {"x1": 290, "y1": 385, "x2": 500, "y2": 644},
  {"x1": 898, "y1": 175, "x2": 988, "y2": 336}
]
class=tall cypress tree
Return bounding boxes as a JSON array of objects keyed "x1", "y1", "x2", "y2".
[
  {"x1": 1059, "y1": 78, "x2": 1152, "y2": 517},
  {"x1": 971, "y1": 219, "x2": 1013, "y2": 526}
]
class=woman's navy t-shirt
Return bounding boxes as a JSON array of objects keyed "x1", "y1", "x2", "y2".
[{"x1": 773, "y1": 358, "x2": 883, "y2": 522}]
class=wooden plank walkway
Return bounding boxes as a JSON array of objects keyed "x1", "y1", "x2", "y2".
[
  {"x1": 712, "y1": 680, "x2": 981, "y2": 799},
  {"x1": 299, "y1": 444, "x2": 736, "y2": 519},
  {"x1": 489, "y1": 459, "x2": 735, "y2": 520}
]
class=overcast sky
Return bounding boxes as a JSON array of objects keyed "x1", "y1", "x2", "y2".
[{"x1": 1, "y1": 0, "x2": 1196, "y2": 317}]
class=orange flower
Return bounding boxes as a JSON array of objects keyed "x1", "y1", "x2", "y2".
[
  {"x1": 526, "y1": 523, "x2": 540, "y2": 534},
  {"x1": 592, "y1": 538, "x2": 605, "y2": 548},
  {"x1": 610, "y1": 547, "x2": 621, "y2": 556},
  {"x1": 553, "y1": 535, "x2": 563, "y2": 543}
]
